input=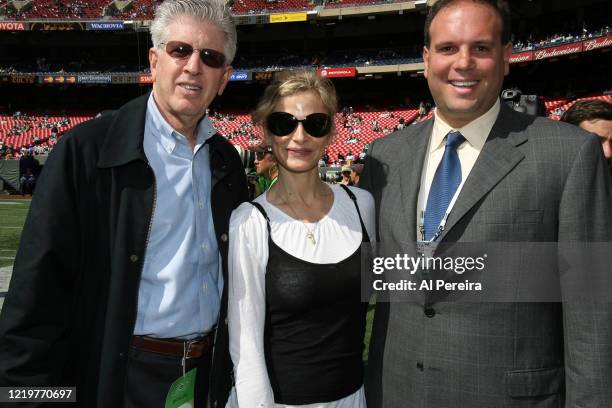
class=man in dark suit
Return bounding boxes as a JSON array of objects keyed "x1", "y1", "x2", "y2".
[
  {"x1": 0, "y1": 0, "x2": 248, "y2": 407},
  {"x1": 361, "y1": 1, "x2": 612, "y2": 407}
]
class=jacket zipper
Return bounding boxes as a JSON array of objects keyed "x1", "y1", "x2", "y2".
[{"x1": 128, "y1": 162, "x2": 157, "y2": 343}]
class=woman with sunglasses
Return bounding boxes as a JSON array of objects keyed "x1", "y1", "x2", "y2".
[{"x1": 226, "y1": 70, "x2": 375, "y2": 408}]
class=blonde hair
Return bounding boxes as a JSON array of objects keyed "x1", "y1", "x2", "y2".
[{"x1": 252, "y1": 70, "x2": 338, "y2": 140}]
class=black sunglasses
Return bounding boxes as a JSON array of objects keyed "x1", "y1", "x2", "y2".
[
  {"x1": 266, "y1": 112, "x2": 332, "y2": 138},
  {"x1": 255, "y1": 151, "x2": 272, "y2": 160},
  {"x1": 161, "y1": 41, "x2": 227, "y2": 69}
]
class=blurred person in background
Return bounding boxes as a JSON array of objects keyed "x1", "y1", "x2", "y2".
[
  {"x1": 339, "y1": 165, "x2": 354, "y2": 186},
  {"x1": 0, "y1": 1, "x2": 248, "y2": 407},
  {"x1": 561, "y1": 99, "x2": 612, "y2": 174},
  {"x1": 226, "y1": 70, "x2": 375, "y2": 408},
  {"x1": 251, "y1": 143, "x2": 278, "y2": 197},
  {"x1": 350, "y1": 163, "x2": 363, "y2": 186}
]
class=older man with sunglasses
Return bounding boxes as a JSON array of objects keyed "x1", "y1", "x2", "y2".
[{"x1": 0, "y1": 1, "x2": 248, "y2": 407}]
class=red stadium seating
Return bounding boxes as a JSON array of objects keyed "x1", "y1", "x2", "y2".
[
  {"x1": 0, "y1": 113, "x2": 95, "y2": 152},
  {"x1": 6, "y1": 0, "x2": 109, "y2": 20},
  {"x1": 3, "y1": 94, "x2": 610, "y2": 161},
  {"x1": 324, "y1": 0, "x2": 406, "y2": 9},
  {"x1": 231, "y1": 0, "x2": 315, "y2": 15},
  {"x1": 547, "y1": 93, "x2": 612, "y2": 120},
  {"x1": 209, "y1": 107, "x2": 420, "y2": 163}
]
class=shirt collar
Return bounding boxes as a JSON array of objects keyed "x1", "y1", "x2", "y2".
[
  {"x1": 146, "y1": 92, "x2": 217, "y2": 154},
  {"x1": 431, "y1": 98, "x2": 500, "y2": 152}
]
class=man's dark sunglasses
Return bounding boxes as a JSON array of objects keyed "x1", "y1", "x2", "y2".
[
  {"x1": 161, "y1": 41, "x2": 227, "y2": 68},
  {"x1": 266, "y1": 112, "x2": 332, "y2": 138}
]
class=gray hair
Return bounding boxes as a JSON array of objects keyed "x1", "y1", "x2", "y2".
[{"x1": 150, "y1": 0, "x2": 237, "y2": 65}]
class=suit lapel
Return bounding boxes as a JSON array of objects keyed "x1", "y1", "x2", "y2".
[
  {"x1": 439, "y1": 106, "x2": 527, "y2": 241},
  {"x1": 399, "y1": 120, "x2": 433, "y2": 239}
]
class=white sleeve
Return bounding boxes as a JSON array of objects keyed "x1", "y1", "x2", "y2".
[
  {"x1": 349, "y1": 186, "x2": 376, "y2": 243},
  {"x1": 228, "y1": 203, "x2": 275, "y2": 408}
]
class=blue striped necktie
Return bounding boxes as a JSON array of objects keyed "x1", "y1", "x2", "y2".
[{"x1": 423, "y1": 131, "x2": 465, "y2": 241}]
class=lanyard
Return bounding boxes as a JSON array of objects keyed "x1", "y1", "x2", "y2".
[{"x1": 419, "y1": 176, "x2": 465, "y2": 243}]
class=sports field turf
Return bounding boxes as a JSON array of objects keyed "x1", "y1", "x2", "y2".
[{"x1": 0, "y1": 198, "x2": 30, "y2": 269}]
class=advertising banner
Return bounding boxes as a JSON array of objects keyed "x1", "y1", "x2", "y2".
[
  {"x1": 30, "y1": 22, "x2": 85, "y2": 31},
  {"x1": 0, "y1": 22, "x2": 27, "y2": 31},
  {"x1": 509, "y1": 51, "x2": 533, "y2": 64},
  {"x1": 533, "y1": 42, "x2": 583, "y2": 60},
  {"x1": 77, "y1": 74, "x2": 113, "y2": 84},
  {"x1": 317, "y1": 68, "x2": 357, "y2": 78},
  {"x1": 138, "y1": 75, "x2": 153, "y2": 84},
  {"x1": 10, "y1": 74, "x2": 36, "y2": 84},
  {"x1": 583, "y1": 34, "x2": 612, "y2": 52},
  {"x1": 111, "y1": 75, "x2": 139, "y2": 84},
  {"x1": 86, "y1": 21, "x2": 125, "y2": 30},
  {"x1": 269, "y1": 13, "x2": 307, "y2": 23},
  {"x1": 229, "y1": 71, "x2": 251, "y2": 81},
  {"x1": 254, "y1": 71, "x2": 274, "y2": 81},
  {"x1": 39, "y1": 75, "x2": 77, "y2": 84}
]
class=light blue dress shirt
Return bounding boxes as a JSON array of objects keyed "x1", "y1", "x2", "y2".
[{"x1": 133, "y1": 93, "x2": 222, "y2": 339}]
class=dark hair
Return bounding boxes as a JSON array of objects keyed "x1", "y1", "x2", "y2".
[
  {"x1": 424, "y1": 0, "x2": 512, "y2": 47},
  {"x1": 560, "y1": 100, "x2": 612, "y2": 126}
]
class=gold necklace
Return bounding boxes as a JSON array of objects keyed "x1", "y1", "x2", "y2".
[
  {"x1": 281, "y1": 185, "x2": 326, "y2": 246},
  {"x1": 284, "y1": 198, "x2": 318, "y2": 245}
]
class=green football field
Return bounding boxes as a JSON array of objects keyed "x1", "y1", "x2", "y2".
[
  {"x1": 0, "y1": 197, "x2": 375, "y2": 360},
  {"x1": 0, "y1": 198, "x2": 30, "y2": 269}
]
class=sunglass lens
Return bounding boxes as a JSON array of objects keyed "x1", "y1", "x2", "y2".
[
  {"x1": 165, "y1": 42, "x2": 226, "y2": 68},
  {"x1": 166, "y1": 42, "x2": 193, "y2": 59},
  {"x1": 303, "y1": 113, "x2": 331, "y2": 138},
  {"x1": 200, "y1": 49, "x2": 226, "y2": 68},
  {"x1": 267, "y1": 112, "x2": 297, "y2": 136}
]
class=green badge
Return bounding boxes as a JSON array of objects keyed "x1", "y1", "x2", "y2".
[{"x1": 165, "y1": 368, "x2": 197, "y2": 408}]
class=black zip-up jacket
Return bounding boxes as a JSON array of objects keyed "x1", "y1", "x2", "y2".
[{"x1": 0, "y1": 93, "x2": 248, "y2": 407}]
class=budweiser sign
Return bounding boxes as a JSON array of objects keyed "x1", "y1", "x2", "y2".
[
  {"x1": 0, "y1": 22, "x2": 26, "y2": 31},
  {"x1": 510, "y1": 51, "x2": 533, "y2": 64},
  {"x1": 534, "y1": 42, "x2": 583, "y2": 60},
  {"x1": 317, "y1": 68, "x2": 356, "y2": 78},
  {"x1": 583, "y1": 35, "x2": 612, "y2": 52}
]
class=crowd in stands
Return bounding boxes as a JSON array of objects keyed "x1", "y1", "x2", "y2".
[
  {"x1": 0, "y1": 47, "x2": 421, "y2": 75},
  {"x1": 513, "y1": 25, "x2": 611, "y2": 51},
  {"x1": 2, "y1": 0, "x2": 611, "y2": 22},
  {"x1": 0, "y1": 58, "x2": 145, "y2": 75},
  {"x1": 3, "y1": 21, "x2": 609, "y2": 75},
  {"x1": 231, "y1": 0, "x2": 313, "y2": 15},
  {"x1": 2, "y1": 93, "x2": 611, "y2": 163},
  {"x1": 0, "y1": 111, "x2": 93, "y2": 159},
  {"x1": 323, "y1": 0, "x2": 405, "y2": 10}
]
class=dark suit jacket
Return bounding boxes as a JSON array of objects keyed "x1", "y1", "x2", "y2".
[
  {"x1": 0, "y1": 93, "x2": 248, "y2": 407},
  {"x1": 361, "y1": 104, "x2": 612, "y2": 408}
]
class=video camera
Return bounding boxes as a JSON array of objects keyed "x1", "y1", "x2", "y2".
[{"x1": 501, "y1": 89, "x2": 546, "y2": 116}]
